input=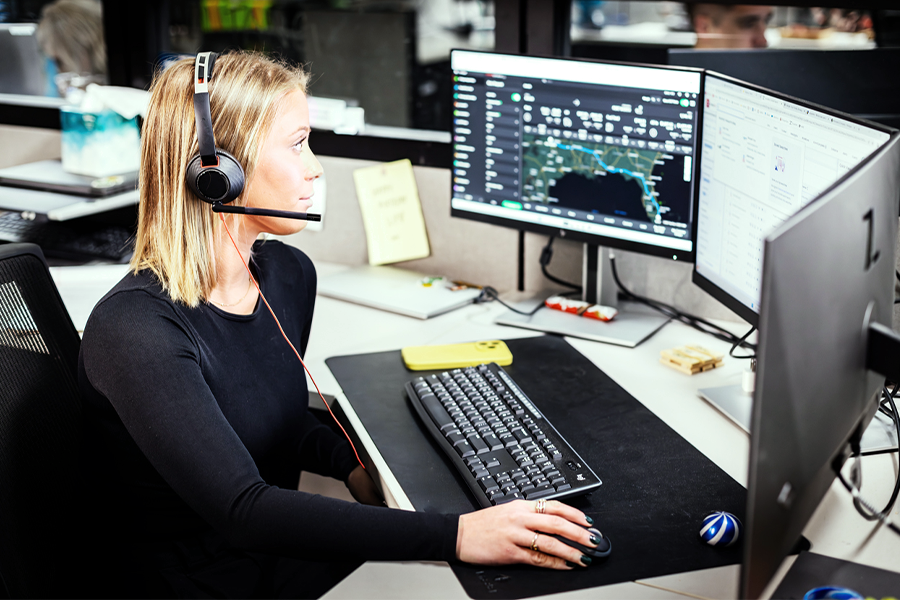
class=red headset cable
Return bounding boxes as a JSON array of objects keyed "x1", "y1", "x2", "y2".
[{"x1": 218, "y1": 213, "x2": 366, "y2": 471}]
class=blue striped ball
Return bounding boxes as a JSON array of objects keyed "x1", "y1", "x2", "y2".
[{"x1": 699, "y1": 511, "x2": 741, "y2": 547}]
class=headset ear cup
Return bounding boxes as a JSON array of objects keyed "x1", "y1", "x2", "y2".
[{"x1": 185, "y1": 149, "x2": 245, "y2": 204}]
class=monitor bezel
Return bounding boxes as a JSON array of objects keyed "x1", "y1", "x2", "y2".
[
  {"x1": 448, "y1": 48, "x2": 704, "y2": 263},
  {"x1": 690, "y1": 70, "x2": 896, "y2": 327}
]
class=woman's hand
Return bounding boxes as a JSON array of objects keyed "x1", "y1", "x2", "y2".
[
  {"x1": 346, "y1": 465, "x2": 386, "y2": 507},
  {"x1": 456, "y1": 500, "x2": 598, "y2": 569}
]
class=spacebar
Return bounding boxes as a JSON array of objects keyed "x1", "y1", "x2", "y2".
[{"x1": 418, "y1": 393, "x2": 455, "y2": 430}]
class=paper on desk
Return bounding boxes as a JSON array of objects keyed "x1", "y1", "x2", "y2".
[{"x1": 353, "y1": 159, "x2": 430, "y2": 265}]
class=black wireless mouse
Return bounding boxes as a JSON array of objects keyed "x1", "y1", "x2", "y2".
[{"x1": 550, "y1": 527, "x2": 611, "y2": 560}]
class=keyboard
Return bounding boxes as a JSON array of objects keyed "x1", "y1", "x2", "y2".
[
  {"x1": 0, "y1": 211, "x2": 134, "y2": 262},
  {"x1": 406, "y1": 363, "x2": 602, "y2": 508}
]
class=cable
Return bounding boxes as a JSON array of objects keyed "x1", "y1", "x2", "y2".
[
  {"x1": 834, "y1": 383, "x2": 900, "y2": 535},
  {"x1": 219, "y1": 214, "x2": 366, "y2": 471},
  {"x1": 477, "y1": 286, "x2": 546, "y2": 316},
  {"x1": 608, "y1": 251, "x2": 756, "y2": 351},
  {"x1": 729, "y1": 326, "x2": 757, "y2": 360},
  {"x1": 540, "y1": 236, "x2": 582, "y2": 292}
]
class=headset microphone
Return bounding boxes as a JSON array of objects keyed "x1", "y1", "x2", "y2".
[{"x1": 211, "y1": 203, "x2": 321, "y2": 221}]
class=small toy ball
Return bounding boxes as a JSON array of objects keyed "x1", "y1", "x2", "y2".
[
  {"x1": 699, "y1": 511, "x2": 741, "y2": 547},
  {"x1": 803, "y1": 586, "x2": 863, "y2": 600}
]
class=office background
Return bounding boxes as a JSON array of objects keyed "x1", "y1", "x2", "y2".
[
  {"x1": 2, "y1": 2, "x2": 900, "y2": 598},
  {"x1": 3, "y1": 0, "x2": 899, "y2": 326}
]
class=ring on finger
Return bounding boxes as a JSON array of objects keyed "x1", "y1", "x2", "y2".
[
  {"x1": 535, "y1": 499, "x2": 546, "y2": 514},
  {"x1": 530, "y1": 532, "x2": 540, "y2": 552}
]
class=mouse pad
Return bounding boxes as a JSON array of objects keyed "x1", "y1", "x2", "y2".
[
  {"x1": 326, "y1": 335, "x2": 746, "y2": 599},
  {"x1": 770, "y1": 551, "x2": 900, "y2": 599}
]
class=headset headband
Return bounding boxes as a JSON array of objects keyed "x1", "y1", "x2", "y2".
[{"x1": 193, "y1": 52, "x2": 219, "y2": 167}]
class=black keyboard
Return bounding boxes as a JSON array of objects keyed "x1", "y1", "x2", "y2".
[
  {"x1": 406, "y1": 363, "x2": 602, "y2": 508},
  {"x1": 0, "y1": 211, "x2": 133, "y2": 262}
]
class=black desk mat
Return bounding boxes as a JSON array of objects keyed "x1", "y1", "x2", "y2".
[
  {"x1": 326, "y1": 335, "x2": 746, "y2": 599},
  {"x1": 771, "y1": 552, "x2": 900, "y2": 599}
]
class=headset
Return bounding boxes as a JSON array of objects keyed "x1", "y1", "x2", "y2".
[{"x1": 186, "y1": 51, "x2": 321, "y2": 222}]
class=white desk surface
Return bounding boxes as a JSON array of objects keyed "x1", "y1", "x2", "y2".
[{"x1": 51, "y1": 260, "x2": 900, "y2": 600}]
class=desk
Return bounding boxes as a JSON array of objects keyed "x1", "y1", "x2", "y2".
[{"x1": 51, "y1": 261, "x2": 900, "y2": 600}]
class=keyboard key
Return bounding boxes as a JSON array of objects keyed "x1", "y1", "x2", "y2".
[
  {"x1": 447, "y1": 431, "x2": 466, "y2": 446},
  {"x1": 478, "y1": 477, "x2": 499, "y2": 494},
  {"x1": 524, "y1": 487, "x2": 555, "y2": 500},
  {"x1": 494, "y1": 492, "x2": 523, "y2": 505},
  {"x1": 512, "y1": 428, "x2": 532, "y2": 444},
  {"x1": 482, "y1": 434, "x2": 503, "y2": 451},
  {"x1": 419, "y1": 393, "x2": 453, "y2": 429},
  {"x1": 468, "y1": 435, "x2": 489, "y2": 455}
]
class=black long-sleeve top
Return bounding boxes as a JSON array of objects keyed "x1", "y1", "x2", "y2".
[{"x1": 78, "y1": 240, "x2": 458, "y2": 563}]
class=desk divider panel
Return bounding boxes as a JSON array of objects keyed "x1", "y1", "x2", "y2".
[{"x1": 326, "y1": 335, "x2": 746, "y2": 599}]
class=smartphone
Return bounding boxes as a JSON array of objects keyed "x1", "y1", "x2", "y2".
[{"x1": 401, "y1": 340, "x2": 513, "y2": 371}]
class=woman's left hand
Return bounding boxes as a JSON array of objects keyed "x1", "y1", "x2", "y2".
[{"x1": 346, "y1": 465, "x2": 386, "y2": 507}]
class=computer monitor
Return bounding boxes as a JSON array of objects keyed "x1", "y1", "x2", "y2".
[
  {"x1": 0, "y1": 23, "x2": 47, "y2": 96},
  {"x1": 744, "y1": 130, "x2": 900, "y2": 599},
  {"x1": 691, "y1": 71, "x2": 894, "y2": 438},
  {"x1": 693, "y1": 71, "x2": 892, "y2": 327},
  {"x1": 449, "y1": 49, "x2": 702, "y2": 347},
  {"x1": 668, "y1": 48, "x2": 900, "y2": 130}
]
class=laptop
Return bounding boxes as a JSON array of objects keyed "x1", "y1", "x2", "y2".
[
  {"x1": 317, "y1": 265, "x2": 482, "y2": 319},
  {"x1": 0, "y1": 160, "x2": 139, "y2": 221}
]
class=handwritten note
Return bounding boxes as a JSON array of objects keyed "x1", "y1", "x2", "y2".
[{"x1": 353, "y1": 159, "x2": 430, "y2": 265}]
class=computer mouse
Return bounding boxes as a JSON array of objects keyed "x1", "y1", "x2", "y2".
[{"x1": 548, "y1": 527, "x2": 611, "y2": 560}]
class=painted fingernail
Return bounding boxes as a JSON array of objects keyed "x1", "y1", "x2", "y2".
[
  {"x1": 589, "y1": 535, "x2": 599, "y2": 546},
  {"x1": 565, "y1": 561, "x2": 577, "y2": 568},
  {"x1": 581, "y1": 555, "x2": 592, "y2": 566},
  {"x1": 585, "y1": 516, "x2": 594, "y2": 525}
]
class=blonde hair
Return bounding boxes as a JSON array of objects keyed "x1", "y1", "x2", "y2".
[
  {"x1": 131, "y1": 51, "x2": 310, "y2": 307},
  {"x1": 36, "y1": 0, "x2": 107, "y2": 76}
]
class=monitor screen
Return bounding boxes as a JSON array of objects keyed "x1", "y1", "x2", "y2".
[
  {"x1": 449, "y1": 50, "x2": 702, "y2": 261},
  {"x1": 693, "y1": 72, "x2": 891, "y2": 324}
]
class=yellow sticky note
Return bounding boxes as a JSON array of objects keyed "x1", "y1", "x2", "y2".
[{"x1": 353, "y1": 159, "x2": 431, "y2": 265}]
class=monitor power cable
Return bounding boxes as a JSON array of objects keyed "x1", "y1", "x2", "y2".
[
  {"x1": 476, "y1": 236, "x2": 582, "y2": 315},
  {"x1": 477, "y1": 286, "x2": 546, "y2": 317},
  {"x1": 540, "y1": 236, "x2": 582, "y2": 293},
  {"x1": 835, "y1": 383, "x2": 900, "y2": 537},
  {"x1": 728, "y1": 326, "x2": 757, "y2": 360},
  {"x1": 607, "y1": 250, "x2": 756, "y2": 352}
]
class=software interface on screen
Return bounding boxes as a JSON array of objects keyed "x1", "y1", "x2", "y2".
[
  {"x1": 449, "y1": 51, "x2": 702, "y2": 255},
  {"x1": 695, "y1": 74, "x2": 890, "y2": 314}
]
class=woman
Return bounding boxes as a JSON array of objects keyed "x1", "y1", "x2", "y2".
[{"x1": 78, "y1": 50, "x2": 602, "y2": 598}]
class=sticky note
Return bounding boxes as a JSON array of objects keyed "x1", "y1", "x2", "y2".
[{"x1": 353, "y1": 159, "x2": 430, "y2": 265}]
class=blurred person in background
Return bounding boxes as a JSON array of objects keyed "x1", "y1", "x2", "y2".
[
  {"x1": 36, "y1": 0, "x2": 106, "y2": 96},
  {"x1": 685, "y1": 3, "x2": 774, "y2": 48}
]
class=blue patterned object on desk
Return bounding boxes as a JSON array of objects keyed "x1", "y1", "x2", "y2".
[
  {"x1": 803, "y1": 586, "x2": 864, "y2": 600},
  {"x1": 699, "y1": 511, "x2": 741, "y2": 546}
]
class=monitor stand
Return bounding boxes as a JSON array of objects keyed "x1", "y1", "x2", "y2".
[
  {"x1": 495, "y1": 243, "x2": 670, "y2": 348},
  {"x1": 700, "y1": 383, "x2": 898, "y2": 454}
]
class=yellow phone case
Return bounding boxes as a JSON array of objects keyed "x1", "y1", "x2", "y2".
[{"x1": 401, "y1": 340, "x2": 513, "y2": 371}]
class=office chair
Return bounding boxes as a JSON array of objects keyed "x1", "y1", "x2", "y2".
[{"x1": 0, "y1": 243, "x2": 96, "y2": 598}]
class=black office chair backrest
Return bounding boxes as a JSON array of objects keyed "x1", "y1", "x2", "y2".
[{"x1": 0, "y1": 244, "x2": 87, "y2": 598}]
